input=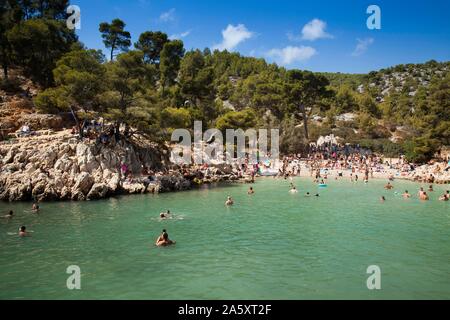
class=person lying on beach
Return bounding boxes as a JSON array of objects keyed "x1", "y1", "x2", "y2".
[
  {"x1": 156, "y1": 230, "x2": 175, "y2": 247},
  {"x1": 3, "y1": 210, "x2": 13, "y2": 219},
  {"x1": 19, "y1": 226, "x2": 31, "y2": 237},
  {"x1": 419, "y1": 192, "x2": 429, "y2": 201},
  {"x1": 248, "y1": 187, "x2": 255, "y2": 195},
  {"x1": 439, "y1": 191, "x2": 449, "y2": 201},
  {"x1": 225, "y1": 196, "x2": 234, "y2": 206},
  {"x1": 402, "y1": 191, "x2": 411, "y2": 199},
  {"x1": 384, "y1": 182, "x2": 394, "y2": 190}
]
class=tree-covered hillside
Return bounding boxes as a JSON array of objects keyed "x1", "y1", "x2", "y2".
[{"x1": 1, "y1": 0, "x2": 449, "y2": 163}]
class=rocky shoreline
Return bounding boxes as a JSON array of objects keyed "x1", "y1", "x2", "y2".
[{"x1": 0, "y1": 131, "x2": 243, "y2": 202}]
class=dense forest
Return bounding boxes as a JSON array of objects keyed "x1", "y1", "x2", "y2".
[{"x1": 1, "y1": 0, "x2": 449, "y2": 163}]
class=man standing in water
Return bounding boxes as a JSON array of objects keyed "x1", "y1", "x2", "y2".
[
  {"x1": 402, "y1": 191, "x2": 411, "y2": 199},
  {"x1": 384, "y1": 182, "x2": 394, "y2": 190}
]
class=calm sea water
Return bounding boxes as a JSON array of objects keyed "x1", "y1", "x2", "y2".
[{"x1": 0, "y1": 178, "x2": 449, "y2": 300}]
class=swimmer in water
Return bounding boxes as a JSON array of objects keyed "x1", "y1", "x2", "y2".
[
  {"x1": 402, "y1": 190, "x2": 411, "y2": 199},
  {"x1": 384, "y1": 182, "x2": 394, "y2": 190},
  {"x1": 32, "y1": 202, "x2": 40, "y2": 213},
  {"x1": 305, "y1": 192, "x2": 311, "y2": 197},
  {"x1": 248, "y1": 187, "x2": 255, "y2": 195},
  {"x1": 290, "y1": 187, "x2": 298, "y2": 194},
  {"x1": 419, "y1": 192, "x2": 429, "y2": 201},
  {"x1": 315, "y1": 194, "x2": 320, "y2": 197},
  {"x1": 418, "y1": 187, "x2": 425, "y2": 197},
  {"x1": 156, "y1": 229, "x2": 175, "y2": 247},
  {"x1": 225, "y1": 196, "x2": 234, "y2": 206},
  {"x1": 439, "y1": 190, "x2": 449, "y2": 201},
  {"x1": 19, "y1": 226, "x2": 30, "y2": 237},
  {"x1": 3, "y1": 210, "x2": 13, "y2": 219},
  {"x1": 380, "y1": 196, "x2": 386, "y2": 202},
  {"x1": 159, "y1": 210, "x2": 171, "y2": 219},
  {"x1": 428, "y1": 185, "x2": 434, "y2": 192}
]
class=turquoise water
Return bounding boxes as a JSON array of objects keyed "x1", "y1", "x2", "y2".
[{"x1": 0, "y1": 178, "x2": 449, "y2": 300}]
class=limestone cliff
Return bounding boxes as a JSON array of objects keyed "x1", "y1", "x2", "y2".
[{"x1": 0, "y1": 131, "x2": 194, "y2": 201}]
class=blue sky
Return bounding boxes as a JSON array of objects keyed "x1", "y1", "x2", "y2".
[{"x1": 73, "y1": 0, "x2": 450, "y2": 73}]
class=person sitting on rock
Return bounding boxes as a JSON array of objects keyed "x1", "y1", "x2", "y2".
[{"x1": 19, "y1": 125, "x2": 31, "y2": 137}]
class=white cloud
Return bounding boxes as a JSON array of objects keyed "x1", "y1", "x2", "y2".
[
  {"x1": 213, "y1": 24, "x2": 254, "y2": 51},
  {"x1": 267, "y1": 46, "x2": 317, "y2": 65},
  {"x1": 169, "y1": 30, "x2": 191, "y2": 40},
  {"x1": 352, "y1": 38, "x2": 374, "y2": 56},
  {"x1": 301, "y1": 19, "x2": 333, "y2": 41},
  {"x1": 159, "y1": 8, "x2": 176, "y2": 22}
]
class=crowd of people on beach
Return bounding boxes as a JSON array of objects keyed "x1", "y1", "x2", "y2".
[{"x1": 3, "y1": 145, "x2": 449, "y2": 244}]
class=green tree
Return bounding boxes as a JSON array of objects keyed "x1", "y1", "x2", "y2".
[
  {"x1": 284, "y1": 70, "x2": 331, "y2": 141},
  {"x1": 161, "y1": 107, "x2": 192, "y2": 132},
  {"x1": 178, "y1": 49, "x2": 217, "y2": 121},
  {"x1": 159, "y1": 40, "x2": 185, "y2": 89},
  {"x1": 99, "y1": 19, "x2": 131, "y2": 61},
  {"x1": 134, "y1": 31, "x2": 169, "y2": 64},
  {"x1": 102, "y1": 51, "x2": 156, "y2": 134},
  {"x1": 0, "y1": 0, "x2": 22, "y2": 80},
  {"x1": 216, "y1": 109, "x2": 257, "y2": 132},
  {"x1": 7, "y1": 18, "x2": 77, "y2": 87}
]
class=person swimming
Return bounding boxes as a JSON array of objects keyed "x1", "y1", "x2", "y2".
[
  {"x1": 384, "y1": 182, "x2": 394, "y2": 190},
  {"x1": 305, "y1": 192, "x2": 311, "y2": 197},
  {"x1": 315, "y1": 194, "x2": 320, "y2": 197},
  {"x1": 428, "y1": 185, "x2": 434, "y2": 192},
  {"x1": 32, "y1": 202, "x2": 40, "y2": 213},
  {"x1": 380, "y1": 196, "x2": 386, "y2": 202},
  {"x1": 290, "y1": 187, "x2": 298, "y2": 194},
  {"x1": 418, "y1": 187, "x2": 425, "y2": 197},
  {"x1": 439, "y1": 190, "x2": 449, "y2": 201},
  {"x1": 19, "y1": 226, "x2": 30, "y2": 237},
  {"x1": 419, "y1": 192, "x2": 429, "y2": 201},
  {"x1": 225, "y1": 196, "x2": 234, "y2": 206},
  {"x1": 155, "y1": 229, "x2": 175, "y2": 247},
  {"x1": 402, "y1": 190, "x2": 411, "y2": 199},
  {"x1": 248, "y1": 187, "x2": 255, "y2": 195},
  {"x1": 160, "y1": 210, "x2": 171, "y2": 219},
  {"x1": 3, "y1": 210, "x2": 13, "y2": 219}
]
